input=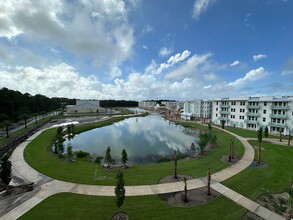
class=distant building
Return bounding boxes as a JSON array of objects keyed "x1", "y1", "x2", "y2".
[
  {"x1": 138, "y1": 101, "x2": 157, "y2": 109},
  {"x1": 183, "y1": 100, "x2": 212, "y2": 119},
  {"x1": 212, "y1": 96, "x2": 293, "y2": 135},
  {"x1": 66, "y1": 100, "x2": 105, "y2": 114},
  {"x1": 161, "y1": 101, "x2": 182, "y2": 110}
]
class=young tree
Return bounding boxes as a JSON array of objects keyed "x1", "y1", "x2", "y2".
[
  {"x1": 208, "y1": 123, "x2": 212, "y2": 131},
  {"x1": 67, "y1": 143, "x2": 73, "y2": 161},
  {"x1": 209, "y1": 134, "x2": 217, "y2": 148},
  {"x1": 264, "y1": 126, "x2": 269, "y2": 138},
  {"x1": 18, "y1": 113, "x2": 28, "y2": 129},
  {"x1": 288, "y1": 131, "x2": 291, "y2": 146},
  {"x1": 121, "y1": 149, "x2": 128, "y2": 167},
  {"x1": 105, "y1": 146, "x2": 112, "y2": 167},
  {"x1": 190, "y1": 143, "x2": 196, "y2": 151},
  {"x1": 0, "y1": 155, "x2": 11, "y2": 187},
  {"x1": 207, "y1": 169, "x2": 211, "y2": 196},
  {"x1": 280, "y1": 130, "x2": 283, "y2": 142},
  {"x1": 231, "y1": 139, "x2": 234, "y2": 160},
  {"x1": 115, "y1": 170, "x2": 125, "y2": 209},
  {"x1": 40, "y1": 111, "x2": 46, "y2": 120},
  {"x1": 174, "y1": 150, "x2": 178, "y2": 179},
  {"x1": 32, "y1": 113, "x2": 38, "y2": 123},
  {"x1": 221, "y1": 120, "x2": 225, "y2": 129},
  {"x1": 257, "y1": 127, "x2": 263, "y2": 164},
  {"x1": 183, "y1": 177, "x2": 188, "y2": 203}
]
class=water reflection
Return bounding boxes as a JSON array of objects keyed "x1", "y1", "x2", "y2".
[{"x1": 65, "y1": 114, "x2": 199, "y2": 163}]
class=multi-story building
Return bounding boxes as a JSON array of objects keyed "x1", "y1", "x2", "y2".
[
  {"x1": 161, "y1": 101, "x2": 182, "y2": 110},
  {"x1": 183, "y1": 100, "x2": 212, "y2": 119},
  {"x1": 138, "y1": 101, "x2": 157, "y2": 109},
  {"x1": 212, "y1": 96, "x2": 293, "y2": 135}
]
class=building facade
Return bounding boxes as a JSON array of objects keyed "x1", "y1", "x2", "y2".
[
  {"x1": 212, "y1": 96, "x2": 293, "y2": 135},
  {"x1": 183, "y1": 100, "x2": 212, "y2": 119},
  {"x1": 66, "y1": 100, "x2": 105, "y2": 114},
  {"x1": 138, "y1": 101, "x2": 157, "y2": 109}
]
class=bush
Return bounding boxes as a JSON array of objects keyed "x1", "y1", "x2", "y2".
[
  {"x1": 157, "y1": 156, "x2": 171, "y2": 163},
  {"x1": 75, "y1": 151, "x2": 90, "y2": 158}
]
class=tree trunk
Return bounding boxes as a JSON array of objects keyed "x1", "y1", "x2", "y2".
[
  {"x1": 184, "y1": 184, "x2": 188, "y2": 203},
  {"x1": 258, "y1": 143, "x2": 261, "y2": 164},
  {"x1": 207, "y1": 169, "x2": 211, "y2": 196},
  {"x1": 231, "y1": 141, "x2": 234, "y2": 160},
  {"x1": 229, "y1": 143, "x2": 232, "y2": 162},
  {"x1": 174, "y1": 158, "x2": 177, "y2": 179},
  {"x1": 280, "y1": 131, "x2": 282, "y2": 142},
  {"x1": 5, "y1": 124, "x2": 9, "y2": 138},
  {"x1": 288, "y1": 132, "x2": 291, "y2": 146},
  {"x1": 24, "y1": 118, "x2": 27, "y2": 129}
]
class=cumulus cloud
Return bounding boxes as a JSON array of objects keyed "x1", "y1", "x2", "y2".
[
  {"x1": 165, "y1": 53, "x2": 211, "y2": 79},
  {"x1": 192, "y1": 0, "x2": 215, "y2": 20},
  {"x1": 230, "y1": 60, "x2": 241, "y2": 66},
  {"x1": 159, "y1": 47, "x2": 173, "y2": 57},
  {"x1": 253, "y1": 54, "x2": 267, "y2": 61},
  {"x1": 228, "y1": 67, "x2": 269, "y2": 87},
  {"x1": 0, "y1": 0, "x2": 134, "y2": 76}
]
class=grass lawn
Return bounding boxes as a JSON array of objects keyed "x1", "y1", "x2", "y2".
[
  {"x1": 24, "y1": 118, "x2": 244, "y2": 185},
  {"x1": 224, "y1": 126, "x2": 281, "y2": 139},
  {"x1": 19, "y1": 193, "x2": 246, "y2": 220},
  {"x1": 223, "y1": 140, "x2": 293, "y2": 201}
]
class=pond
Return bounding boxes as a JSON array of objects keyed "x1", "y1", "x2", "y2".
[{"x1": 65, "y1": 114, "x2": 200, "y2": 163}]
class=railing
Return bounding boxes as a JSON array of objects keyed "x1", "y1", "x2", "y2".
[
  {"x1": 268, "y1": 122, "x2": 287, "y2": 128},
  {"x1": 219, "y1": 111, "x2": 230, "y2": 115},
  {"x1": 247, "y1": 105, "x2": 261, "y2": 109},
  {"x1": 270, "y1": 114, "x2": 288, "y2": 119},
  {"x1": 244, "y1": 119, "x2": 259, "y2": 125},
  {"x1": 220, "y1": 104, "x2": 230, "y2": 108},
  {"x1": 246, "y1": 112, "x2": 260, "y2": 117},
  {"x1": 270, "y1": 105, "x2": 289, "y2": 110}
]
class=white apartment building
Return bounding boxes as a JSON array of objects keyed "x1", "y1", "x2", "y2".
[
  {"x1": 212, "y1": 96, "x2": 293, "y2": 135},
  {"x1": 161, "y1": 101, "x2": 182, "y2": 110},
  {"x1": 183, "y1": 100, "x2": 212, "y2": 118}
]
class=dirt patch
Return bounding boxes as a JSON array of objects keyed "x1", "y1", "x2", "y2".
[
  {"x1": 221, "y1": 155, "x2": 241, "y2": 164},
  {"x1": 250, "y1": 160, "x2": 268, "y2": 168},
  {"x1": 158, "y1": 175, "x2": 220, "y2": 207},
  {"x1": 112, "y1": 211, "x2": 129, "y2": 220},
  {"x1": 242, "y1": 192, "x2": 292, "y2": 220}
]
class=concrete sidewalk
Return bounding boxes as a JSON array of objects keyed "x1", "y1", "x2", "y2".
[{"x1": 0, "y1": 124, "x2": 285, "y2": 219}]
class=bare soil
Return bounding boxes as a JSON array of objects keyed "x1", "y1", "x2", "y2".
[{"x1": 158, "y1": 175, "x2": 220, "y2": 207}]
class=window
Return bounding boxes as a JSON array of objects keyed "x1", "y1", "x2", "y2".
[
  {"x1": 216, "y1": 108, "x2": 218, "y2": 111},
  {"x1": 264, "y1": 102, "x2": 267, "y2": 106},
  {"x1": 216, "y1": 114, "x2": 218, "y2": 117},
  {"x1": 216, "y1": 102, "x2": 218, "y2": 105},
  {"x1": 263, "y1": 110, "x2": 266, "y2": 114},
  {"x1": 263, "y1": 118, "x2": 266, "y2": 122}
]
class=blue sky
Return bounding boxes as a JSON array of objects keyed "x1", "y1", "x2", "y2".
[{"x1": 0, "y1": 0, "x2": 293, "y2": 100}]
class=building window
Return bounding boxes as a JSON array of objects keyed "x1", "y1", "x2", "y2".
[
  {"x1": 216, "y1": 114, "x2": 218, "y2": 117},
  {"x1": 263, "y1": 110, "x2": 266, "y2": 114},
  {"x1": 263, "y1": 118, "x2": 266, "y2": 122},
  {"x1": 216, "y1": 108, "x2": 218, "y2": 111},
  {"x1": 264, "y1": 102, "x2": 267, "y2": 106}
]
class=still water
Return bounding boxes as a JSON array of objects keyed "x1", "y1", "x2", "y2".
[{"x1": 65, "y1": 114, "x2": 200, "y2": 163}]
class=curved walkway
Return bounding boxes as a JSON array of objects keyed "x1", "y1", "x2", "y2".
[{"x1": 1, "y1": 126, "x2": 284, "y2": 220}]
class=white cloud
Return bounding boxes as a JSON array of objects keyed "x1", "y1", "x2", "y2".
[
  {"x1": 253, "y1": 54, "x2": 267, "y2": 61},
  {"x1": 165, "y1": 53, "x2": 211, "y2": 79},
  {"x1": 141, "y1": 25, "x2": 154, "y2": 34},
  {"x1": 142, "y1": 45, "x2": 149, "y2": 50},
  {"x1": 230, "y1": 60, "x2": 241, "y2": 66},
  {"x1": 192, "y1": 0, "x2": 215, "y2": 20},
  {"x1": 204, "y1": 73, "x2": 218, "y2": 81},
  {"x1": 228, "y1": 67, "x2": 269, "y2": 87},
  {"x1": 204, "y1": 85, "x2": 211, "y2": 89},
  {"x1": 0, "y1": 0, "x2": 134, "y2": 77},
  {"x1": 281, "y1": 57, "x2": 293, "y2": 75},
  {"x1": 159, "y1": 47, "x2": 173, "y2": 57}
]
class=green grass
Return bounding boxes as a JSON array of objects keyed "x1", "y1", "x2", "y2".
[
  {"x1": 223, "y1": 140, "x2": 293, "y2": 200},
  {"x1": 24, "y1": 119, "x2": 244, "y2": 185},
  {"x1": 0, "y1": 118, "x2": 51, "y2": 147},
  {"x1": 224, "y1": 127, "x2": 279, "y2": 139},
  {"x1": 19, "y1": 193, "x2": 246, "y2": 220}
]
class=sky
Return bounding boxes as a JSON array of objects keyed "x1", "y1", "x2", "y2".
[{"x1": 0, "y1": 0, "x2": 293, "y2": 101}]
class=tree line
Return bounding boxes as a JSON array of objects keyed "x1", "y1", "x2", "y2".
[
  {"x1": 0, "y1": 87, "x2": 75, "y2": 122},
  {"x1": 100, "y1": 100, "x2": 138, "y2": 108}
]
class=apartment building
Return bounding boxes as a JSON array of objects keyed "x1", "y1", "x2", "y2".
[
  {"x1": 212, "y1": 96, "x2": 293, "y2": 135},
  {"x1": 138, "y1": 101, "x2": 157, "y2": 108},
  {"x1": 183, "y1": 100, "x2": 212, "y2": 118}
]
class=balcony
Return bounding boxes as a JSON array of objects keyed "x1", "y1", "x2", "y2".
[
  {"x1": 247, "y1": 105, "x2": 261, "y2": 109},
  {"x1": 270, "y1": 105, "x2": 289, "y2": 110},
  {"x1": 246, "y1": 112, "x2": 260, "y2": 117},
  {"x1": 219, "y1": 111, "x2": 230, "y2": 115},
  {"x1": 220, "y1": 104, "x2": 230, "y2": 108},
  {"x1": 244, "y1": 119, "x2": 259, "y2": 125},
  {"x1": 268, "y1": 122, "x2": 287, "y2": 128},
  {"x1": 270, "y1": 114, "x2": 289, "y2": 119}
]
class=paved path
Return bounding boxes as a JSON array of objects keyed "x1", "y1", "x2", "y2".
[{"x1": 0, "y1": 124, "x2": 285, "y2": 219}]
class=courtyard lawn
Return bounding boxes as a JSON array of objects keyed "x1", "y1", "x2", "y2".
[
  {"x1": 223, "y1": 140, "x2": 293, "y2": 201},
  {"x1": 24, "y1": 119, "x2": 244, "y2": 185},
  {"x1": 19, "y1": 193, "x2": 246, "y2": 220},
  {"x1": 224, "y1": 126, "x2": 280, "y2": 139}
]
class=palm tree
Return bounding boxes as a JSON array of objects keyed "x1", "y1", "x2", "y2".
[
  {"x1": 18, "y1": 113, "x2": 28, "y2": 129},
  {"x1": 258, "y1": 127, "x2": 263, "y2": 164},
  {"x1": 207, "y1": 169, "x2": 211, "y2": 196},
  {"x1": 174, "y1": 150, "x2": 178, "y2": 179},
  {"x1": 183, "y1": 177, "x2": 188, "y2": 203}
]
